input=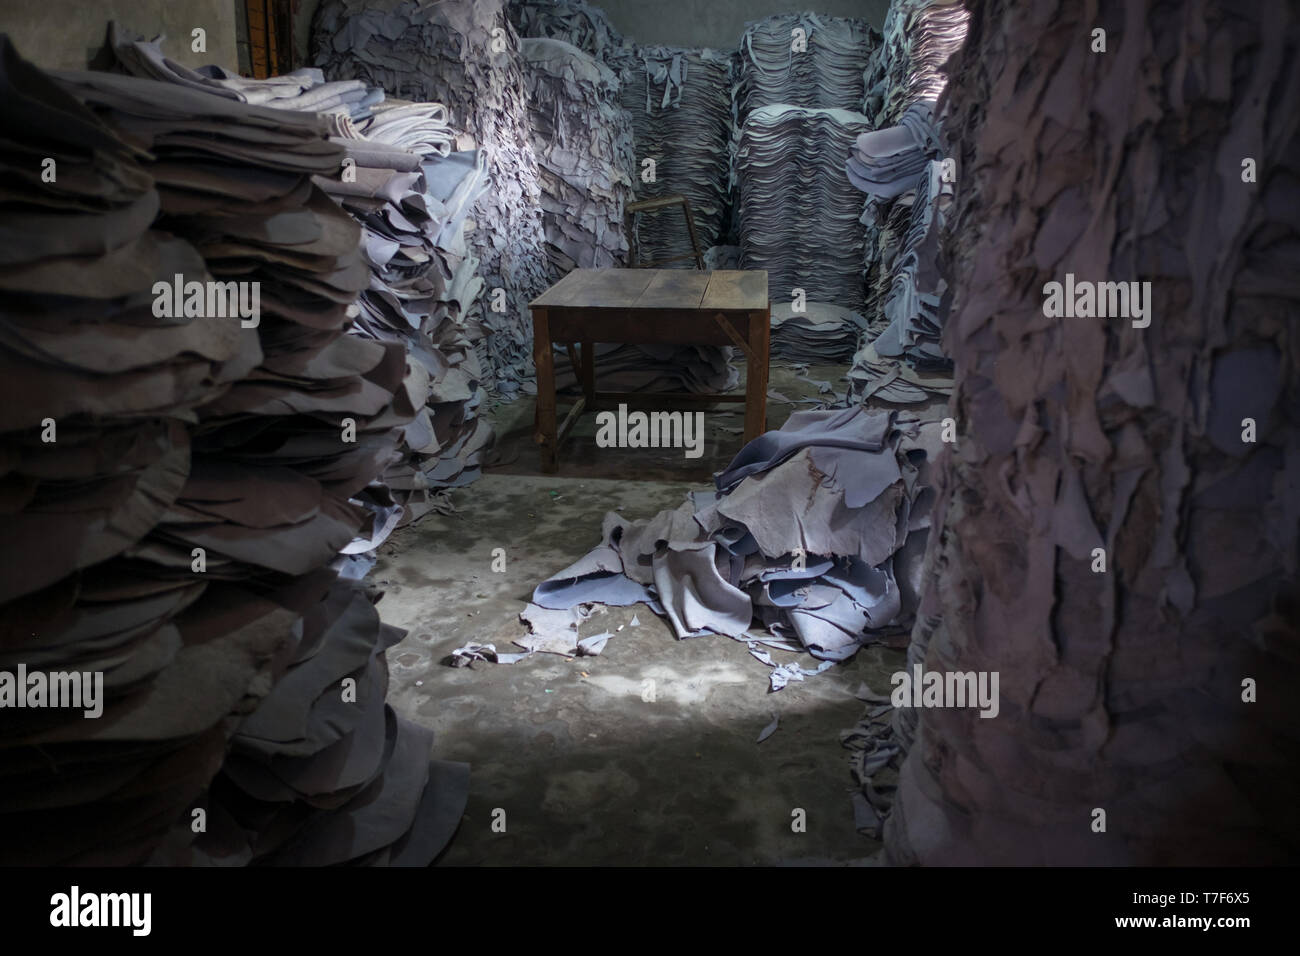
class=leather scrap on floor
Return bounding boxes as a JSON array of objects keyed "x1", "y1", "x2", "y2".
[{"x1": 500, "y1": 405, "x2": 944, "y2": 686}]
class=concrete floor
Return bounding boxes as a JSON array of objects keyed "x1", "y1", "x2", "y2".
[{"x1": 372, "y1": 363, "x2": 907, "y2": 865}]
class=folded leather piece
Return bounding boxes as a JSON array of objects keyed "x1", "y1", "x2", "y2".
[
  {"x1": 519, "y1": 406, "x2": 942, "y2": 670},
  {"x1": 313, "y1": 0, "x2": 551, "y2": 399},
  {"x1": 845, "y1": 101, "x2": 940, "y2": 200},
  {"x1": 0, "y1": 42, "x2": 465, "y2": 865}
]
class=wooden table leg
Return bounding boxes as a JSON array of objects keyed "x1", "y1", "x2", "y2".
[
  {"x1": 743, "y1": 307, "x2": 770, "y2": 444},
  {"x1": 533, "y1": 307, "x2": 558, "y2": 472},
  {"x1": 580, "y1": 340, "x2": 595, "y2": 407}
]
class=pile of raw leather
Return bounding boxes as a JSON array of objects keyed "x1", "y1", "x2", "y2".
[
  {"x1": 733, "y1": 12, "x2": 880, "y2": 121},
  {"x1": 0, "y1": 42, "x2": 466, "y2": 865},
  {"x1": 844, "y1": 0, "x2": 968, "y2": 401},
  {"x1": 737, "y1": 103, "x2": 872, "y2": 309},
  {"x1": 613, "y1": 44, "x2": 733, "y2": 267},
  {"x1": 849, "y1": 157, "x2": 955, "y2": 383},
  {"x1": 520, "y1": 36, "x2": 634, "y2": 274},
  {"x1": 108, "y1": 31, "x2": 494, "y2": 541},
  {"x1": 519, "y1": 406, "x2": 944, "y2": 685},
  {"x1": 317, "y1": 111, "x2": 494, "y2": 534},
  {"x1": 508, "y1": 0, "x2": 630, "y2": 61},
  {"x1": 856, "y1": 185, "x2": 914, "y2": 342},
  {"x1": 845, "y1": 101, "x2": 944, "y2": 369},
  {"x1": 863, "y1": 0, "x2": 971, "y2": 128},
  {"x1": 312, "y1": 0, "x2": 550, "y2": 398},
  {"x1": 769, "y1": 301, "x2": 867, "y2": 364},
  {"x1": 875, "y1": 0, "x2": 1300, "y2": 867}
]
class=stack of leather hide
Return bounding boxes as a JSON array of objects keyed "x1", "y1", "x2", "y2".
[{"x1": 0, "y1": 41, "x2": 466, "y2": 865}]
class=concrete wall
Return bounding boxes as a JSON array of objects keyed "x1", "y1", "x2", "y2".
[
  {"x1": 1, "y1": 0, "x2": 239, "y2": 71},
  {"x1": 592, "y1": 0, "x2": 888, "y2": 50},
  {"x1": 291, "y1": 0, "x2": 887, "y2": 66},
  {"x1": 0, "y1": 0, "x2": 884, "y2": 76}
]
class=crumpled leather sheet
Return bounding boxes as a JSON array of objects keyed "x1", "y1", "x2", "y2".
[
  {"x1": 313, "y1": 0, "x2": 551, "y2": 399},
  {"x1": 716, "y1": 405, "x2": 894, "y2": 489},
  {"x1": 734, "y1": 13, "x2": 880, "y2": 121},
  {"x1": 611, "y1": 44, "x2": 733, "y2": 265},
  {"x1": 769, "y1": 300, "x2": 867, "y2": 364},
  {"x1": 882, "y1": 0, "x2": 1300, "y2": 866},
  {"x1": 510, "y1": 0, "x2": 630, "y2": 62},
  {"x1": 522, "y1": 406, "x2": 942, "y2": 663},
  {"x1": 521, "y1": 37, "x2": 634, "y2": 274},
  {"x1": 0, "y1": 45, "x2": 465, "y2": 865},
  {"x1": 737, "y1": 104, "x2": 872, "y2": 308}
]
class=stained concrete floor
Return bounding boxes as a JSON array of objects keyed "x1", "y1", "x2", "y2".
[{"x1": 372, "y1": 363, "x2": 907, "y2": 865}]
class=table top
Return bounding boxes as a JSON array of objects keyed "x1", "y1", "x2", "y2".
[{"x1": 531, "y1": 268, "x2": 769, "y2": 312}]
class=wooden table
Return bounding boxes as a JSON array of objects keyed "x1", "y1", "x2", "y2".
[{"x1": 530, "y1": 268, "x2": 770, "y2": 472}]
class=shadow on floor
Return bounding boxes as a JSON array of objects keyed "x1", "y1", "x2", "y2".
[
  {"x1": 372, "y1": 462, "x2": 903, "y2": 865},
  {"x1": 481, "y1": 362, "x2": 849, "y2": 482}
]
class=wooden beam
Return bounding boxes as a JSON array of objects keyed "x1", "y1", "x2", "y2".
[
  {"x1": 593, "y1": 391, "x2": 747, "y2": 405},
  {"x1": 711, "y1": 311, "x2": 754, "y2": 361},
  {"x1": 532, "y1": 306, "x2": 558, "y2": 472},
  {"x1": 743, "y1": 306, "x2": 771, "y2": 443},
  {"x1": 580, "y1": 341, "x2": 595, "y2": 405},
  {"x1": 557, "y1": 396, "x2": 587, "y2": 446}
]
